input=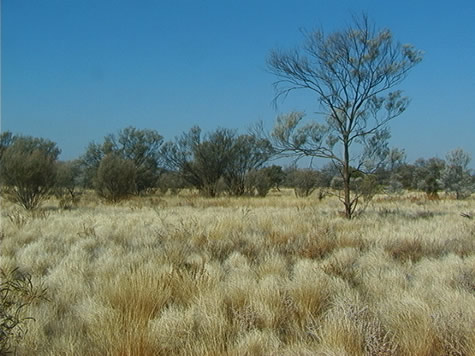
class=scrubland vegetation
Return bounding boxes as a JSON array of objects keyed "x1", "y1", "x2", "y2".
[
  {"x1": 2, "y1": 13, "x2": 474, "y2": 355},
  {"x1": 1, "y1": 190, "x2": 474, "y2": 355}
]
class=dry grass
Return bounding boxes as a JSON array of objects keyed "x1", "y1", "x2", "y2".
[{"x1": 0, "y1": 190, "x2": 474, "y2": 355}]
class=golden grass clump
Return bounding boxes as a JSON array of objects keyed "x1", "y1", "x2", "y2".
[{"x1": 0, "y1": 191, "x2": 474, "y2": 355}]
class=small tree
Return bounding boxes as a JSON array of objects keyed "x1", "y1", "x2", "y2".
[
  {"x1": 377, "y1": 148, "x2": 406, "y2": 194},
  {"x1": 94, "y1": 154, "x2": 137, "y2": 203},
  {"x1": 267, "y1": 15, "x2": 422, "y2": 218},
  {"x1": 54, "y1": 160, "x2": 83, "y2": 209},
  {"x1": 261, "y1": 165, "x2": 285, "y2": 191},
  {"x1": 394, "y1": 163, "x2": 417, "y2": 190},
  {"x1": 0, "y1": 136, "x2": 60, "y2": 210},
  {"x1": 244, "y1": 169, "x2": 273, "y2": 197},
  {"x1": 80, "y1": 142, "x2": 106, "y2": 189},
  {"x1": 162, "y1": 127, "x2": 272, "y2": 197},
  {"x1": 414, "y1": 158, "x2": 443, "y2": 197},
  {"x1": 81, "y1": 127, "x2": 163, "y2": 194},
  {"x1": 441, "y1": 148, "x2": 473, "y2": 199},
  {"x1": 414, "y1": 157, "x2": 446, "y2": 198},
  {"x1": 190, "y1": 127, "x2": 236, "y2": 197},
  {"x1": 109, "y1": 127, "x2": 164, "y2": 193},
  {"x1": 223, "y1": 135, "x2": 273, "y2": 196}
]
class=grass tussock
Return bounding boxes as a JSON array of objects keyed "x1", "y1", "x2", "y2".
[{"x1": 0, "y1": 191, "x2": 474, "y2": 355}]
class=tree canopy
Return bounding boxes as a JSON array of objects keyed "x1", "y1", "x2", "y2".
[{"x1": 267, "y1": 14, "x2": 423, "y2": 218}]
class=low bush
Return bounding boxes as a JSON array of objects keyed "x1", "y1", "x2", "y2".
[
  {"x1": 94, "y1": 154, "x2": 137, "y2": 202},
  {"x1": 157, "y1": 171, "x2": 186, "y2": 195},
  {"x1": 286, "y1": 169, "x2": 321, "y2": 197},
  {"x1": 0, "y1": 137, "x2": 59, "y2": 210},
  {"x1": 244, "y1": 169, "x2": 273, "y2": 197}
]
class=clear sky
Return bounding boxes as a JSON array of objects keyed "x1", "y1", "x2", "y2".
[{"x1": 2, "y1": 0, "x2": 474, "y2": 168}]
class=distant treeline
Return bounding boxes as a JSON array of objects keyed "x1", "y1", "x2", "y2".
[{"x1": 0, "y1": 127, "x2": 473, "y2": 210}]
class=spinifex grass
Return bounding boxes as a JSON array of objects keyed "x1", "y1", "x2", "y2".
[{"x1": 0, "y1": 191, "x2": 474, "y2": 355}]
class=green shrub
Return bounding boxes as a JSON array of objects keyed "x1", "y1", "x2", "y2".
[
  {"x1": 54, "y1": 160, "x2": 83, "y2": 209},
  {"x1": 244, "y1": 169, "x2": 273, "y2": 197},
  {"x1": 157, "y1": 171, "x2": 186, "y2": 195},
  {"x1": 94, "y1": 154, "x2": 137, "y2": 202},
  {"x1": 81, "y1": 127, "x2": 164, "y2": 193},
  {"x1": 0, "y1": 136, "x2": 59, "y2": 210},
  {"x1": 440, "y1": 148, "x2": 474, "y2": 199},
  {"x1": 287, "y1": 169, "x2": 321, "y2": 197},
  {"x1": 162, "y1": 127, "x2": 272, "y2": 197}
]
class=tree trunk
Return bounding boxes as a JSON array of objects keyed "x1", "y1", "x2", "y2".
[{"x1": 343, "y1": 140, "x2": 352, "y2": 219}]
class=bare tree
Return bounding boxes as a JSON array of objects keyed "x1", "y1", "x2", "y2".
[{"x1": 267, "y1": 15, "x2": 422, "y2": 218}]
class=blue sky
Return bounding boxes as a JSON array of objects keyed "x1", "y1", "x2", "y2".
[{"x1": 2, "y1": 0, "x2": 474, "y2": 167}]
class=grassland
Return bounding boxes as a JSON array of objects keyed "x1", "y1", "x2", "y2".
[{"x1": 1, "y1": 190, "x2": 474, "y2": 355}]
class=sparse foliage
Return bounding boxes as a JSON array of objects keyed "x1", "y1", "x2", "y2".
[
  {"x1": 414, "y1": 157, "x2": 445, "y2": 198},
  {"x1": 331, "y1": 171, "x2": 380, "y2": 211},
  {"x1": 0, "y1": 131, "x2": 16, "y2": 162},
  {"x1": 440, "y1": 148, "x2": 473, "y2": 199},
  {"x1": 80, "y1": 142, "x2": 105, "y2": 189},
  {"x1": 267, "y1": 14, "x2": 422, "y2": 218},
  {"x1": 384, "y1": 148, "x2": 407, "y2": 172},
  {"x1": 352, "y1": 173, "x2": 380, "y2": 209},
  {"x1": 223, "y1": 135, "x2": 273, "y2": 196},
  {"x1": 376, "y1": 148, "x2": 407, "y2": 194}
]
